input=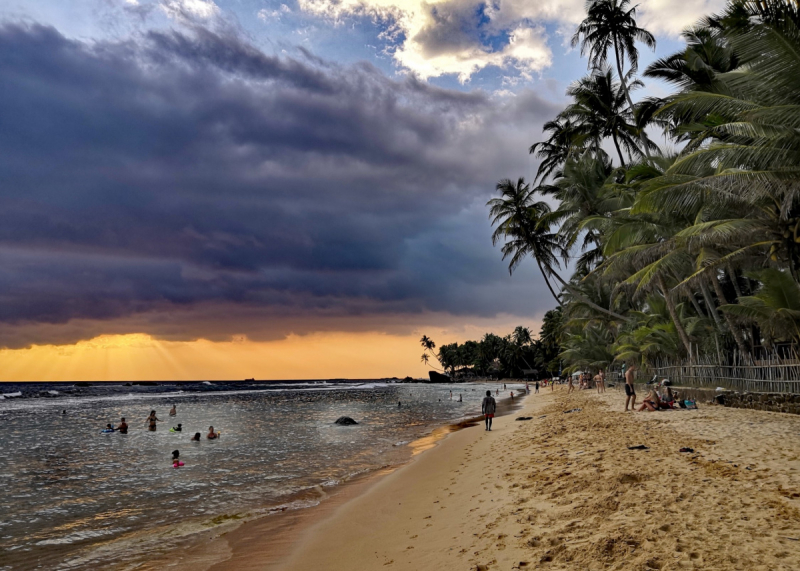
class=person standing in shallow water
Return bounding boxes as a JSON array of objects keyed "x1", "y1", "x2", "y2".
[
  {"x1": 481, "y1": 390, "x2": 496, "y2": 431},
  {"x1": 146, "y1": 410, "x2": 160, "y2": 431}
]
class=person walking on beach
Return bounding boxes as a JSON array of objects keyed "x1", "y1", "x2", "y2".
[
  {"x1": 481, "y1": 390, "x2": 496, "y2": 431},
  {"x1": 567, "y1": 375, "x2": 575, "y2": 394},
  {"x1": 535, "y1": 380, "x2": 539, "y2": 393},
  {"x1": 625, "y1": 364, "x2": 637, "y2": 411},
  {"x1": 597, "y1": 370, "x2": 606, "y2": 393},
  {"x1": 146, "y1": 410, "x2": 160, "y2": 431}
]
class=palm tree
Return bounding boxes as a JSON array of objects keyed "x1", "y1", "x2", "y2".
[
  {"x1": 529, "y1": 117, "x2": 588, "y2": 182},
  {"x1": 489, "y1": 177, "x2": 630, "y2": 320},
  {"x1": 720, "y1": 269, "x2": 800, "y2": 348},
  {"x1": 488, "y1": 178, "x2": 565, "y2": 301},
  {"x1": 572, "y1": 0, "x2": 656, "y2": 123},
  {"x1": 420, "y1": 335, "x2": 443, "y2": 371},
  {"x1": 561, "y1": 69, "x2": 655, "y2": 165},
  {"x1": 644, "y1": 26, "x2": 737, "y2": 93}
]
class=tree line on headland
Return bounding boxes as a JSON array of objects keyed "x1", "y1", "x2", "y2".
[
  {"x1": 419, "y1": 318, "x2": 563, "y2": 380},
  {"x1": 425, "y1": 0, "x2": 800, "y2": 379}
]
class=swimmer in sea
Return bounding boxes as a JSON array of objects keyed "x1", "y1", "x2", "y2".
[
  {"x1": 191, "y1": 432, "x2": 201, "y2": 441},
  {"x1": 146, "y1": 410, "x2": 160, "y2": 431},
  {"x1": 172, "y1": 450, "x2": 183, "y2": 467},
  {"x1": 207, "y1": 426, "x2": 218, "y2": 440},
  {"x1": 118, "y1": 417, "x2": 128, "y2": 434},
  {"x1": 169, "y1": 405, "x2": 176, "y2": 416},
  {"x1": 172, "y1": 423, "x2": 182, "y2": 432}
]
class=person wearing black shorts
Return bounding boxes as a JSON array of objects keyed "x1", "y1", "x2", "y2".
[{"x1": 624, "y1": 364, "x2": 637, "y2": 411}]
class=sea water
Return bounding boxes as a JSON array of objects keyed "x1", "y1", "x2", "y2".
[{"x1": 0, "y1": 380, "x2": 525, "y2": 570}]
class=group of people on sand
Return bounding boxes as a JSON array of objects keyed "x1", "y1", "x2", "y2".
[{"x1": 623, "y1": 364, "x2": 696, "y2": 412}]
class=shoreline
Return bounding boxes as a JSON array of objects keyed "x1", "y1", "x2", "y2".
[
  {"x1": 173, "y1": 387, "x2": 800, "y2": 571},
  {"x1": 134, "y1": 387, "x2": 528, "y2": 571}
]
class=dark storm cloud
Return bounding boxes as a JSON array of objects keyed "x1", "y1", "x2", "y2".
[{"x1": 0, "y1": 21, "x2": 559, "y2": 348}]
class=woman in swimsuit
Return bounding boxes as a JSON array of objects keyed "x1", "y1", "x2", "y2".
[
  {"x1": 146, "y1": 410, "x2": 160, "y2": 431},
  {"x1": 207, "y1": 426, "x2": 218, "y2": 440}
]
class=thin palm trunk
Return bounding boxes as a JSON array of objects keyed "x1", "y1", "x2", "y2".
[
  {"x1": 688, "y1": 292, "x2": 707, "y2": 320},
  {"x1": 612, "y1": 36, "x2": 649, "y2": 160},
  {"x1": 535, "y1": 258, "x2": 562, "y2": 302},
  {"x1": 710, "y1": 273, "x2": 750, "y2": 355},
  {"x1": 611, "y1": 132, "x2": 627, "y2": 167},
  {"x1": 657, "y1": 274, "x2": 692, "y2": 354},
  {"x1": 550, "y1": 270, "x2": 630, "y2": 321},
  {"x1": 727, "y1": 264, "x2": 743, "y2": 299},
  {"x1": 699, "y1": 281, "x2": 724, "y2": 329}
]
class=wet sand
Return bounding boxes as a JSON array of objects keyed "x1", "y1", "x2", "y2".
[{"x1": 173, "y1": 387, "x2": 800, "y2": 570}]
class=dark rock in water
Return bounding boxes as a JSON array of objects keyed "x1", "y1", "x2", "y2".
[
  {"x1": 403, "y1": 376, "x2": 414, "y2": 382},
  {"x1": 428, "y1": 371, "x2": 451, "y2": 383},
  {"x1": 73, "y1": 382, "x2": 91, "y2": 387},
  {"x1": 515, "y1": 416, "x2": 533, "y2": 421},
  {"x1": 334, "y1": 416, "x2": 359, "y2": 426}
]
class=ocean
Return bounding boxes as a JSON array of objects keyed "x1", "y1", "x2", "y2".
[{"x1": 0, "y1": 380, "x2": 526, "y2": 570}]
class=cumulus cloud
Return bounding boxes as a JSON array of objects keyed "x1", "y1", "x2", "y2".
[
  {"x1": 0, "y1": 22, "x2": 560, "y2": 348},
  {"x1": 293, "y1": 0, "x2": 727, "y2": 81}
]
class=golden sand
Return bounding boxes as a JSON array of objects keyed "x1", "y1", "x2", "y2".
[{"x1": 176, "y1": 388, "x2": 800, "y2": 571}]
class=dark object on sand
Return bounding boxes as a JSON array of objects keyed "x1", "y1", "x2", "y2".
[
  {"x1": 628, "y1": 445, "x2": 649, "y2": 450},
  {"x1": 679, "y1": 447, "x2": 694, "y2": 453},
  {"x1": 515, "y1": 416, "x2": 533, "y2": 421},
  {"x1": 334, "y1": 416, "x2": 359, "y2": 426},
  {"x1": 563, "y1": 408, "x2": 582, "y2": 414}
]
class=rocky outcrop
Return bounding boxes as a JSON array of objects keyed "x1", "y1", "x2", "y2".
[{"x1": 334, "y1": 416, "x2": 359, "y2": 426}]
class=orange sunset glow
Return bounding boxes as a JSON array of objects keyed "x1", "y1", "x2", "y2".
[{"x1": 0, "y1": 318, "x2": 541, "y2": 381}]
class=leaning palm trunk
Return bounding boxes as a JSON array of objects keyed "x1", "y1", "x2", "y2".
[
  {"x1": 657, "y1": 274, "x2": 692, "y2": 354},
  {"x1": 612, "y1": 38, "x2": 649, "y2": 160},
  {"x1": 710, "y1": 273, "x2": 750, "y2": 356},
  {"x1": 550, "y1": 271, "x2": 629, "y2": 322},
  {"x1": 699, "y1": 281, "x2": 724, "y2": 329}
]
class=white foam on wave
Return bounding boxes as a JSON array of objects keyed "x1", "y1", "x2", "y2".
[
  {"x1": 2, "y1": 392, "x2": 22, "y2": 398},
  {"x1": 0, "y1": 383, "x2": 391, "y2": 411}
]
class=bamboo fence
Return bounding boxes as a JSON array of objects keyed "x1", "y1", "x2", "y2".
[{"x1": 608, "y1": 347, "x2": 800, "y2": 394}]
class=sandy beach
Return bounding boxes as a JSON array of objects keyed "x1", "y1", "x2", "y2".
[{"x1": 173, "y1": 387, "x2": 800, "y2": 571}]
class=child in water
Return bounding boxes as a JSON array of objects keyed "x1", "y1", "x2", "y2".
[
  {"x1": 191, "y1": 432, "x2": 201, "y2": 441},
  {"x1": 172, "y1": 450, "x2": 184, "y2": 467}
]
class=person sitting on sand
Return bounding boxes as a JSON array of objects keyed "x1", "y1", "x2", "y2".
[
  {"x1": 191, "y1": 432, "x2": 201, "y2": 441},
  {"x1": 624, "y1": 365, "x2": 637, "y2": 411},
  {"x1": 659, "y1": 386, "x2": 676, "y2": 409},
  {"x1": 481, "y1": 390, "x2": 497, "y2": 431},
  {"x1": 207, "y1": 426, "x2": 218, "y2": 439},
  {"x1": 169, "y1": 405, "x2": 177, "y2": 416},
  {"x1": 146, "y1": 410, "x2": 160, "y2": 431},
  {"x1": 638, "y1": 388, "x2": 661, "y2": 412},
  {"x1": 118, "y1": 417, "x2": 128, "y2": 434}
]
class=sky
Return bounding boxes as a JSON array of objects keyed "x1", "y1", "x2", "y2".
[{"x1": 0, "y1": 0, "x2": 725, "y2": 381}]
